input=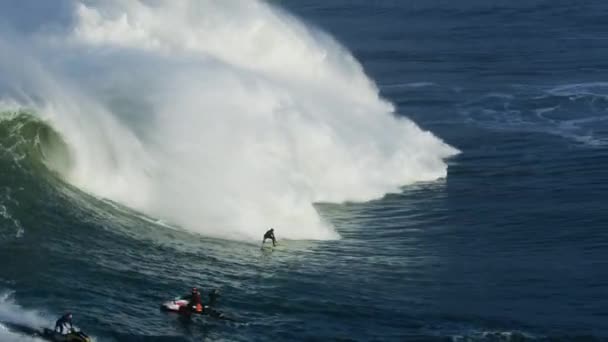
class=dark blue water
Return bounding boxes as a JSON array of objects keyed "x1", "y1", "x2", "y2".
[{"x1": 1, "y1": 1, "x2": 608, "y2": 341}]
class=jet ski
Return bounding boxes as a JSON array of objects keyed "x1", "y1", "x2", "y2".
[
  {"x1": 41, "y1": 328, "x2": 92, "y2": 342},
  {"x1": 0, "y1": 321, "x2": 91, "y2": 342},
  {"x1": 160, "y1": 291, "x2": 236, "y2": 321},
  {"x1": 161, "y1": 289, "x2": 221, "y2": 313},
  {"x1": 160, "y1": 298, "x2": 226, "y2": 319}
]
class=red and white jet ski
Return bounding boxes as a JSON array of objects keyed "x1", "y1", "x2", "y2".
[
  {"x1": 160, "y1": 296, "x2": 189, "y2": 312},
  {"x1": 161, "y1": 289, "x2": 221, "y2": 313},
  {"x1": 160, "y1": 296, "x2": 235, "y2": 321}
]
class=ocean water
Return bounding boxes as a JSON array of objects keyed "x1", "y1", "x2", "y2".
[{"x1": 1, "y1": 1, "x2": 607, "y2": 341}]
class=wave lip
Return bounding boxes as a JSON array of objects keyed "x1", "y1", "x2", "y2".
[{"x1": 0, "y1": 110, "x2": 72, "y2": 175}]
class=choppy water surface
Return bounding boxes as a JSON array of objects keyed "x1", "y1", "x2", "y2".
[{"x1": 1, "y1": 1, "x2": 607, "y2": 341}]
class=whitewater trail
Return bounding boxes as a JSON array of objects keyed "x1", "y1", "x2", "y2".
[
  {"x1": 0, "y1": 0, "x2": 458, "y2": 241},
  {"x1": 0, "y1": 293, "x2": 48, "y2": 342}
]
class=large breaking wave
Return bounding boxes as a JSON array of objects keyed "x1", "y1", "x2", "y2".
[{"x1": 0, "y1": 0, "x2": 458, "y2": 241}]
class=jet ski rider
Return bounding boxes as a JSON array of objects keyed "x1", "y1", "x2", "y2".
[
  {"x1": 186, "y1": 287, "x2": 203, "y2": 313},
  {"x1": 54, "y1": 312, "x2": 73, "y2": 334}
]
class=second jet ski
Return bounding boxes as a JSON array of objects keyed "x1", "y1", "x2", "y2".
[{"x1": 0, "y1": 321, "x2": 91, "y2": 342}]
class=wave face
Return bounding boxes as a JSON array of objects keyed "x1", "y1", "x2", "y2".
[{"x1": 0, "y1": 0, "x2": 457, "y2": 241}]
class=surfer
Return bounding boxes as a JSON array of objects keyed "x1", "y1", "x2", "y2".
[
  {"x1": 208, "y1": 289, "x2": 220, "y2": 307},
  {"x1": 54, "y1": 312, "x2": 73, "y2": 334},
  {"x1": 262, "y1": 228, "x2": 277, "y2": 247}
]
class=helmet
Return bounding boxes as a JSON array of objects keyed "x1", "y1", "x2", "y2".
[{"x1": 270, "y1": 228, "x2": 274, "y2": 231}]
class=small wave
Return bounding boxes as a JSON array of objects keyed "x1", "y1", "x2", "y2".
[
  {"x1": 380, "y1": 81, "x2": 437, "y2": 89},
  {"x1": 449, "y1": 330, "x2": 607, "y2": 342},
  {"x1": 427, "y1": 322, "x2": 606, "y2": 342},
  {"x1": 451, "y1": 330, "x2": 537, "y2": 342},
  {"x1": 104, "y1": 333, "x2": 190, "y2": 342},
  {"x1": 460, "y1": 83, "x2": 608, "y2": 147},
  {"x1": 0, "y1": 110, "x2": 72, "y2": 176},
  {"x1": 547, "y1": 82, "x2": 608, "y2": 98}
]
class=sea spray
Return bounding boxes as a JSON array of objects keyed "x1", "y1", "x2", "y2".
[{"x1": 0, "y1": 0, "x2": 458, "y2": 241}]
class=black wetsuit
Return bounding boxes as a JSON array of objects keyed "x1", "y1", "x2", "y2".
[
  {"x1": 208, "y1": 290, "x2": 220, "y2": 307},
  {"x1": 54, "y1": 314, "x2": 73, "y2": 334},
  {"x1": 263, "y1": 230, "x2": 276, "y2": 246}
]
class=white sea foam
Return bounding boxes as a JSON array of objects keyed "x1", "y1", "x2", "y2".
[
  {"x1": 0, "y1": 0, "x2": 458, "y2": 241},
  {"x1": 0, "y1": 292, "x2": 48, "y2": 342}
]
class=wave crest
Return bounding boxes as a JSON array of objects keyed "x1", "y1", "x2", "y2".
[{"x1": 0, "y1": 110, "x2": 72, "y2": 176}]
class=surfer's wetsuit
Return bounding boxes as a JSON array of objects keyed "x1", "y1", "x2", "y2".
[
  {"x1": 208, "y1": 289, "x2": 220, "y2": 307},
  {"x1": 263, "y1": 229, "x2": 276, "y2": 246},
  {"x1": 54, "y1": 313, "x2": 73, "y2": 334}
]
